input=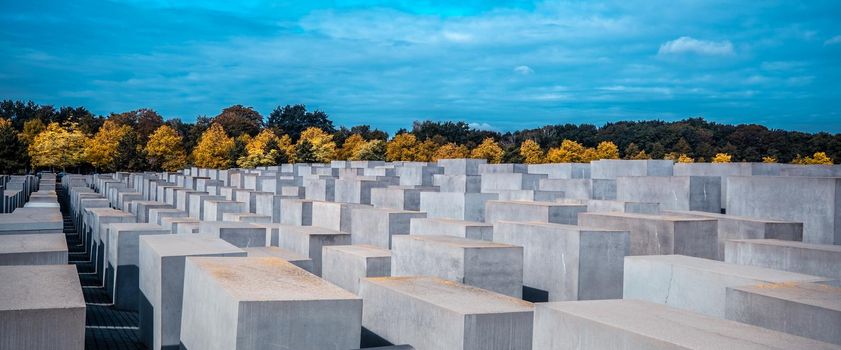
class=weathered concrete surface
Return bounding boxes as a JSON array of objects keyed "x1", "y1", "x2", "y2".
[
  {"x1": 359, "y1": 276, "x2": 533, "y2": 350},
  {"x1": 409, "y1": 217, "x2": 493, "y2": 241},
  {"x1": 617, "y1": 176, "x2": 722, "y2": 213},
  {"x1": 527, "y1": 163, "x2": 590, "y2": 179},
  {"x1": 279, "y1": 198, "x2": 313, "y2": 226},
  {"x1": 311, "y1": 201, "x2": 369, "y2": 233},
  {"x1": 198, "y1": 221, "x2": 269, "y2": 248},
  {"x1": 485, "y1": 200, "x2": 586, "y2": 225},
  {"x1": 0, "y1": 207, "x2": 63, "y2": 235},
  {"x1": 107, "y1": 223, "x2": 171, "y2": 311},
  {"x1": 624, "y1": 254, "x2": 831, "y2": 318},
  {"x1": 480, "y1": 173, "x2": 546, "y2": 192},
  {"x1": 391, "y1": 235, "x2": 524, "y2": 297},
  {"x1": 578, "y1": 212, "x2": 718, "y2": 259},
  {"x1": 322, "y1": 244, "x2": 391, "y2": 294},
  {"x1": 538, "y1": 178, "x2": 592, "y2": 200},
  {"x1": 276, "y1": 225, "x2": 352, "y2": 276},
  {"x1": 667, "y1": 210, "x2": 802, "y2": 260},
  {"x1": 726, "y1": 281, "x2": 841, "y2": 346},
  {"x1": 0, "y1": 233, "x2": 68, "y2": 265},
  {"x1": 371, "y1": 186, "x2": 437, "y2": 211},
  {"x1": 180, "y1": 257, "x2": 361, "y2": 350},
  {"x1": 432, "y1": 174, "x2": 481, "y2": 193},
  {"x1": 493, "y1": 221, "x2": 629, "y2": 301},
  {"x1": 591, "y1": 159, "x2": 674, "y2": 179},
  {"x1": 495, "y1": 189, "x2": 565, "y2": 202},
  {"x1": 243, "y1": 246, "x2": 313, "y2": 273},
  {"x1": 419, "y1": 192, "x2": 497, "y2": 222},
  {"x1": 727, "y1": 176, "x2": 841, "y2": 245},
  {"x1": 350, "y1": 207, "x2": 426, "y2": 249},
  {"x1": 0, "y1": 264, "x2": 85, "y2": 350},
  {"x1": 437, "y1": 158, "x2": 486, "y2": 176},
  {"x1": 202, "y1": 200, "x2": 247, "y2": 222},
  {"x1": 725, "y1": 239, "x2": 841, "y2": 279},
  {"x1": 533, "y1": 299, "x2": 841, "y2": 350},
  {"x1": 586, "y1": 199, "x2": 660, "y2": 214},
  {"x1": 138, "y1": 235, "x2": 245, "y2": 350}
]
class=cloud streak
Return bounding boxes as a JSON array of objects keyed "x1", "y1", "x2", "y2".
[{"x1": 658, "y1": 36, "x2": 735, "y2": 56}]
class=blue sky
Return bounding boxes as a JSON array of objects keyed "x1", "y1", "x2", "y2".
[{"x1": 1, "y1": 0, "x2": 840, "y2": 133}]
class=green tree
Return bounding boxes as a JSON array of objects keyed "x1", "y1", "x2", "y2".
[
  {"x1": 0, "y1": 118, "x2": 28, "y2": 173},
  {"x1": 295, "y1": 139, "x2": 318, "y2": 163},
  {"x1": 213, "y1": 105, "x2": 263, "y2": 138},
  {"x1": 267, "y1": 104, "x2": 334, "y2": 141}
]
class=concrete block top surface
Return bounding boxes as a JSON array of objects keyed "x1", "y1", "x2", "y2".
[
  {"x1": 396, "y1": 234, "x2": 519, "y2": 249},
  {"x1": 488, "y1": 200, "x2": 585, "y2": 208},
  {"x1": 0, "y1": 207, "x2": 63, "y2": 230},
  {"x1": 665, "y1": 210, "x2": 800, "y2": 224},
  {"x1": 140, "y1": 234, "x2": 243, "y2": 257},
  {"x1": 0, "y1": 264, "x2": 85, "y2": 310},
  {"x1": 580, "y1": 211, "x2": 716, "y2": 223},
  {"x1": 324, "y1": 244, "x2": 392, "y2": 258},
  {"x1": 729, "y1": 239, "x2": 841, "y2": 253},
  {"x1": 496, "y1": 220, "x2": 625, "y2": 233},
  {"x1": 364, "y1": 276, "x2": 532, "y2": 315},
  {"x1": 0, "y1": 233, "x2": 67, "y2": 253},
  {"x1": 281, "y1": 225, "x2": 349, "y2": 236},
  {"x1": 109, "y1": 222, "x2": 170, "y2": 232},
  {"x1": 186, "y1": 257, "x2": 358, "y2": 301},
  {"x1": 731, "y1": 282, "x2": 841, "y2": 311},
  {"x1": 540, "y1": 299, "x2": 841, "y2": 350},
  {"x1": 411, "y1": 217, "x2": 492, "y2": 227},
  {"x1": 243, "y1": 246, "x2": 309, "y2": 261},
  {"x1": 85, "y1": 207, "x2": 133, "y2": 217},
  {"x1": 628, "y1": 255, "x2": 829, "y2": 283}
]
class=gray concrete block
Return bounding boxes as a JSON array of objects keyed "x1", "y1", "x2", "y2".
[
  {"x1": 359, "y1": 276, "x2": 533, "y2": 350},
  {"x1": 322, "y1": 244, "x2": 391, "y2": 294},
  {"x1": 479, "y1": 163, "x2": 527, "y2": 174},
  {"x1": 350, "y1": 207, "x2": 426, "y2": 249},
  {"x1": 623, "y1": 254, "x2": 830, "y2": 318},
  {"x1": 131, "y1": 201, "x2": 174, "y2": 223},
  {"x1": 527, "y1": 163, "x2": 590, "y2": 179},
  {"x1": 202, "y1": 200, "x2": 247, "y2": 222},
  {"x1": 0, "y1": 265, "x2": 86, "y2": 350},
  {"x1": 437, "y1": 158, "x2": 486, "y2": 176},
  {"x1": 495, "y1": 189, "x2": 565, "y2": 202},
  {"x1": 138, "y1": 235, "x2": 245, "y2": 350},
  {"x1": 480, "y1": 173, "x2": 546, "y2": 192},
  {"x1": 279, "y1": 198, "x2": 313, "y2": 226},
  {"x1": 391, "y1": 235, "x2": 524, "y2": 297},
  {"x1": 591, "y1": 159, "x2": 674, "y2": 179},
  {"x1": 0, "y1": 233, "x2": 68, "y2": 265},
  {"x1": 586, "y1": 199, "x2": 660, "y2": 214},
  {"x1": 180, "y1": 257, "x2": 362, "y2": 350},
  {"x1": 311, "y1": 201, "x2": 370, "y2": 233},
  {"x1": 371, "y1": 186, "x2": 437, "y2": 211},
  {"x1": 198, "y1": 221, "x2": 269, "y2": 248},
  {"x1": 533, "y1": 299, "x2": 840, "y2": 350},
  {"x1": 419, "y1": 192, "x2": 496, "y2": 222},
  {"x1": 493, "y1": 221, "x2": 629, "y2": 301},
  {"x1": 578, "y1": 212, "x2": 718, "y2": 259},
  {"x1": 538, "y1": 178, "x2": 592, "y2": 199},
  {"x1": 667, "y1": 211, "x2": 803, "y2": 260},
  {"x1": 485, "y1": 200, "x2": 586, "y2": 225},
  {"x1": 221, "y1": 212, "x2": 272, "y2": 223},
  {"x1": 186, "y1": 193, "x2": 224, "y2": 220},
  {"x1": 726, "y1": 281, "x2": 841, "y2": 346},
  {"x1": 617, "y1": 176, "x2": 721, "y2": 213},
  {"x1": 335, "y1": 178, "x2": 387, "y2": 204},
  {"x1": 276, "y1": 225, "x2": 352, "y2": 276},
  {"x1": 727, "y1": 176, "x2": 841, "y2": 245},
  {"x1": 409, "y1": 217, "x2": 493, "y2": 241},
  {"x1": 148, "y1": 208, "x2": 187, "y2": 227},
  {"x1": 725, "y1": 239, "x2": 841, "y2": 279},
  {"x1": 106, "y1": 223, "x2": 171, "y2": 311},
  {"x1": 432, "y1": 174, "x2": 481, "y2": 193}
]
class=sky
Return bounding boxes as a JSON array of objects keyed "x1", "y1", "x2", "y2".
[{"x1": 1, "y1": 0, "x2": 840, "y2": 133}]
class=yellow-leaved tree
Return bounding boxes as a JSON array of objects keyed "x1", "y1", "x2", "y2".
[
  {"x1": 337, "y1": 134, "x2": 365, "y2": 160},
  {"x1": 470, "y1": 138, "x2": 504, "y2": 164},
  {"x1": 595, "y1": 141, "x2": 620, "y2": 160},
  {"x1": 762, "y1": 156, "x2": 777, "y2": 163},
  {"x1": 792, "y1": 152, "x2": 833, "y2": 165},
  {"x1": 298, "y1": 127, "x2": 336, "y2": 162},
  {"x1": 432, "y1": 142, "x2": 469, "y2": 161},
  {"x1": 545, "y1": 139, "x2": 587, "y2": 163},
  {"x1": 28, "y1": 122, "x2": 87, "y2": 171},
  {"x1": 677, "y1": 154, "x2": 695, "y2": 163},
  {"x1": 351, "y1": 140, "x2": 387, "y2": 161},
  {"x1": 192, "y1": 123, "x2": 235, "y2": 169},
  {"x1": 415, "y1": 139, "x2": 438, "y2": 162},
  {"x1": 236, "y1": 129, "x2": 284, "y2": 168},
  {"x1": 85, "y1": 120, "x2": 132, "y2": 171},
  {"x1": 386, "y1": 133, "x2": 419, "y2": 161},
  {"x1": 145, "y1": 124, "x2": 187, "y2": 171},
  {"x1": 520, "y1": 140, "x2": 544, "y2": 164},
  {"x1": 712, "y1": 153, "x2": 732, "y2": 163}
]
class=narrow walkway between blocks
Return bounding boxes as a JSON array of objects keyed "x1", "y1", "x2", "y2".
[{"x1": 59, "y1": 182, "x2": 144, "y2": 350}]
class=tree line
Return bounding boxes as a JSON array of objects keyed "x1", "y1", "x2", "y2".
[{"x1": 0, "y1": 99, "x2": 836, "y2": 174}]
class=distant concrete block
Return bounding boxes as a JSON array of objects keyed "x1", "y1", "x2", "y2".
[
  {"x1": 726, "y1": 281, "x2": 841, "y2": 346},
  {"x1": 276, "y1": 225, "x2": 352, "y2": 276},
  {"x1": 198, "y1": 221, "x2": 269, "y2": 248},
  {"x1": 180, "y1": 257, "x2": 361, "y2": 350},
  {"x1": 493, "y1": 221, "x2": 629, "y2": 301},
  {"x1": 725, "y1": 239, "x2": 841, "y2": 279},
  {"x1": 138, "y1": 235, "x2": 245, "y2": 350},
  {"x1": 244, "y1": 246, "x2": 313, "y2": 273},
  {"x1": 538, "y1": 178, "x2": 592, "y2": 200},
  {"x1": 437, "y1": 158, "x2": 486, "y2": 176},
  {"x1": 350, "y1": 207, "x2": 426, "y2": 249},
  {"x1": 591, "y1": 159, "x2": 674, "y2": 179},
  {"x1": 495, "y1": 189, "x2": 565, "y2": 202},
  {"x1": 359, "y1": 276, "x2": 533, "y2": 350},
  {"x1": 623, "y1": 254, "x2": 830, "y2": 318},
  {"x1": 586, "y1": 199, "x2": 660, "y2": 214},
  {"x1": 409, "y1": 217, "x2": 493, "y2": 241},
  {"x1": 485, "y1": 200, "x2": 586, "y2": 225},
  {"x1": 322, "y1": 244, "x2": 391, "y2": 294},
  {"x1": 202, "y1": 200, "x2": 247, "y2": 222},
  {"x1": 311, "y1": 201, "x2": 369, "y2": 233},
  {"x1": 533, "y1": 299, "x2": 840, "y2": 350},
  {"x1": 432, "y1": 174, "x2": 481, "y2": 193},
  {"x1": 391, "y1": 235, "x2": 523, "y2": 297},
  {"x1": 578, "y1": 212, "x2": 718, "y2": 259},
  {"x1": 0, "y1": 233, "x2": 68, "y2": 265},
  {"x1": 0, "y1": 265, "x2": 86, "y2": 350},
  {"x1": 371, "y1": 186, "x2": 437, "y2": 211},
  {"x1": 279, "y1": 198, "x2": 313, "y2": 226},
  {"x1": 480, "y1": 173, "x2": 546, "y2": 192},
  {"x1": 527, "y1": 163, "x2": 590, "y2": 179},
  {"x1": 419, "y1": 192, "x2": 497, "y2": 222},
  {"x1": 617, "y1": 176, "x2": 722, "y2": 213}
]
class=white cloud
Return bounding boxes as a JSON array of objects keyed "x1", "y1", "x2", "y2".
[
  {"x1": 513, "y1": 65, "x2": 534, "y2": 75},
  {"x1": 658, "y1": 36, "x2": 734, "y2": 56},
  {"x1": 468, "y1": 122, "x2": 495, "y2": 130},
  {"x1": 824, "y1": 35, "x2": 841, "y2": 46}
]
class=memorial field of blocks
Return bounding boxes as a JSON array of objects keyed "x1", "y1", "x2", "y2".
[{"x1": 2, "y1": 159, "x2": 841, "y2": 349}]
